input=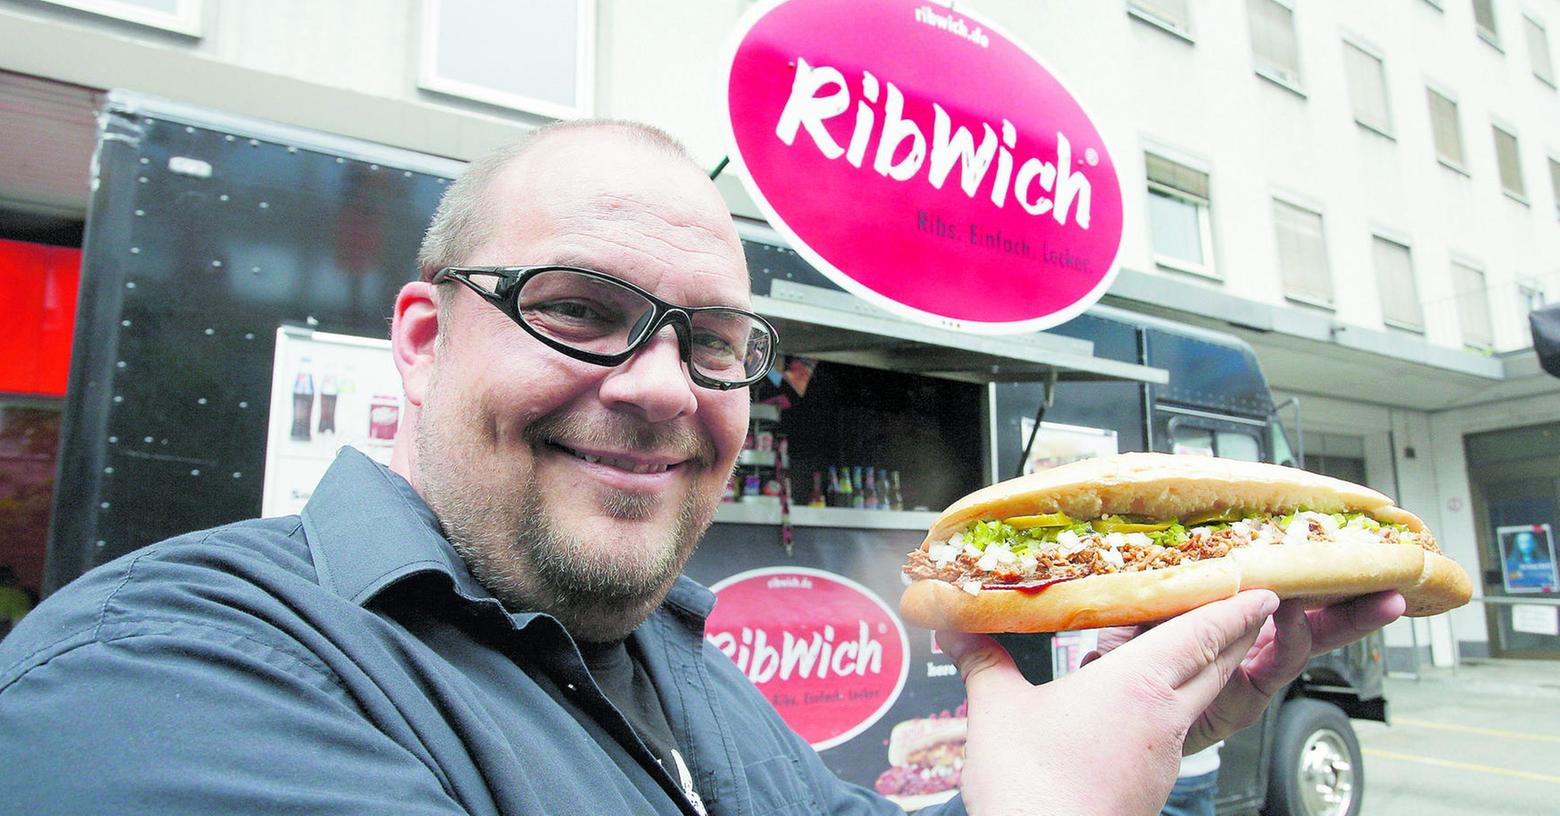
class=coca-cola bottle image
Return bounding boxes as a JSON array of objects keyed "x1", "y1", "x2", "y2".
[
  {"x1": 290, "y1": 371, "x2": 315, "y2": 441},
  {"x1": 317, "y1": 374, "x2": 339, "y2": 434}
]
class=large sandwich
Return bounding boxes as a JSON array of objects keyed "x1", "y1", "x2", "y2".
[{"x1": 900, "y1": 453, "x2": 1471, "y2": 632}]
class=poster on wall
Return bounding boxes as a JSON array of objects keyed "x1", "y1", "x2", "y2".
[
  {"x1": 262, "y1": 327, "x2": 402, "y2": 517},
  {"x1": 1019, "y1": 419, "x2": 1119, "y2": 475},
  {"x1": 1511, "y1": 604, "x2": 1560, "y2": 636},
  {"x1": 1496, "y1": 524, "x2": 1559, "y2": 594}
]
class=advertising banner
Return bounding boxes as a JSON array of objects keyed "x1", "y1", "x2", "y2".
[
  {"x1": 1496, "y1": 523, "x2": 1559, "y2": 594},
  {"x1": 687, "y1": 524, "x2": 978, "y2": 810},
  {"x1": 262, "y1": 327, "x2": 402, "y2": 517},
  {"x1": 722, "y1": 0, "x2": 1123, "y2": 334}
]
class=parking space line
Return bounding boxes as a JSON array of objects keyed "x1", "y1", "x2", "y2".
[
  {"x1": 1391, "y1": 717, "x2": 1560, "y2": 744},
  {"x1": 1363, "y1": 749, "x2": 1560, "y2": 786}
]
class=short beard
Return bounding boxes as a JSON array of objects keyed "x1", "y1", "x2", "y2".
[{"x1": 415, "y1": 377, "x2": 722, "y2": 643}]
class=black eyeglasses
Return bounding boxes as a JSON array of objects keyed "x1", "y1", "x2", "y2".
[{"x1": 432, "y1": 265, "x2": 780, "y2": 390}]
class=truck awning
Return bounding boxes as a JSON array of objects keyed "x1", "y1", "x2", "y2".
[
  {"x1": 752, "y1": 281, "x2": 1167, "y2": 385},
  {"x1": 742, "y1": 238, "x2": 1167, "y2": 385}
]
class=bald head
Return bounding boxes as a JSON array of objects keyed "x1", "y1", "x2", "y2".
[{"x1": 416, "y1": 120, "x2": 706, "y2": 282}]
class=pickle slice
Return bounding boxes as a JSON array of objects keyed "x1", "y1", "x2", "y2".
[
  {"x1": 1182, "y1": 508, "x2": 1243, "y2": 526},
  {"x1": 1093, "y1": 515, "x2": 1174, "y2": 533},
  {"x1": 1004, "y1": 513, "x2": 1074, "y2": 529}
]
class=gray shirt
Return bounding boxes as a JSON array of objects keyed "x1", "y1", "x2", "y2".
[{"x1": 0, "y1": 448, "x2": 961, "y2": 815}]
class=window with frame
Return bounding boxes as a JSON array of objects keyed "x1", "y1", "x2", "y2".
[
  {"x1": 1145, "y1": 153, "x2": 1214, "y2": 277},
  {"x1": 1248, "y1": 0, "x2": 1302, "y2": 89},
  {"x1": 419, "y1": 0, "x2": 594, "y2": 120},
  {"x1": 1528, "y1": 15, "x2": 1557, "y2": 86},
  {"x1": 1343, "y1": 41, "x2": 1392, "y2": 135},
  {"x1": 1273, "y1": 199, "x2": 1332, "y2": 306},
  {"x1": 1452, "y1": 261, "x2": 1494, "y2": 348},
  {"x1": 1373, "y1": 236, "x2": 1423, "y2": 331},
  {"x1": 1549, "y1": 157, "x2": 1560, "y2": 217},
  {"x1": 1128, "y1": 0, "x2": 1193, "y2": 38},
  {"x1": 1493, "y1": 125, "x2": 1527, "y2": 200},
  {"x1": 1474, "y1": 0, "x2": 1500, "y2": 47},
  {"x1": 1426, "y1": 88, "x2": 1466, "y2": 169}
]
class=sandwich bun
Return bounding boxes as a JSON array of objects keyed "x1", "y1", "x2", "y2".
[{"x1": 901, "y1": 453, "x2": 1471, "y2": 632}]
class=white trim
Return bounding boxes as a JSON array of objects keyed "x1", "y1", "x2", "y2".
[
  {"x1": 1255, "y1": 64, "x2": 1307, "y2": 96},
  {"x1": 1369, "y1": 224, "x2": 1415, "y2": 248},
  {"x1": 1269, "y1": 185, "x2": 1326, "y2": 215},
  {"x1": 1126, "y1": 2, "x2": 1196, "y2": 44},
  {"x1": 1284, "y1": 292, "x2": 1336, "y2": 310},
  {"x1": 1138, "y1": 138, "x2": 1213, "y2": 174},
  {"x1": 35, "y1": 0, "x2": 201, "y2": 36},
  {"x1": 104, "y1": 90, "x2": 468, "y2": 179},
  {"x1": 417, "y1": 0, "x2": 595, "y2": 121}
]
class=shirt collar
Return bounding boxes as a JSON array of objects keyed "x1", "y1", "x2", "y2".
[{"x1": 300, "y1": 447, "x2": 491, "y2": 606}]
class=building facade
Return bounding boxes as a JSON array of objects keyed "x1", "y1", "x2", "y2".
[{"x1": 2, "y1": 0, "x2": 1558, "y2": 664}]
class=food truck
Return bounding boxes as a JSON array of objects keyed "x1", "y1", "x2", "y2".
[{"x1": 44, "y1": 92, "x2": 1377, "y2": 816}]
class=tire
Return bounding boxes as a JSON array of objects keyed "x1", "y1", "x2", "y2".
[{"x1": 1262, "y1": 699, "x2": 1363, "y2": 816}]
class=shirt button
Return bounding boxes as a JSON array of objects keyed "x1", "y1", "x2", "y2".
[{"x1": 565, "y1": 682, "x2": 576, "y2": 692}]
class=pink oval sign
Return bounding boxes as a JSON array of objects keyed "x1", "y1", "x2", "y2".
[
  {"x1": 706, "y1": 567, "x2": 909, "y2": 750},
  {"x1": 722, "y1": 0, "x2": 1123, "y2": 333}
]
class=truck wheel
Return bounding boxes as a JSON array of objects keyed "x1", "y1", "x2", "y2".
[{"x1": 1263, "y1": 699, "x2": 1363, "y2": 816}]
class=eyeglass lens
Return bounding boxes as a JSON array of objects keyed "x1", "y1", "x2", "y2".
[{"x1": 515, "y1": 269, "x2": 771, "y2": 383}]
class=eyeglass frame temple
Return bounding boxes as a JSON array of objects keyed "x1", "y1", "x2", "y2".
[{"x1": 430, "y1": 265, "x2": 779, "y2": 390}]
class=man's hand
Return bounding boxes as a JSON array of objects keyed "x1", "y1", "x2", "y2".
[
  {"x1": 1179, "y1": 590, "x2": 1405, "y2": 753},
  {"x1": 938, "y1": 590, "x2": 1403, "y2": 816}
]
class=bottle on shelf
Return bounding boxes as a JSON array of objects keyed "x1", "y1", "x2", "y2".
[
  {"x1": 826, "y1": 466, "x2": 840, "y2": 507},
  {"x1": 890, "y1": 470, "x2": 904, "y2": 511},
  {"x1": 862, "y1": 468, "x2": 878, "y2": 510},
  {"x1": 807, "y1": 471, "x2": 826, "y2": 508},
  {"x1": 850, "y1": 466, "x2": 866, "y2": 509},
  {"x1": 877, "y1": 468, "x2": 892, "y2": 510},
  {"x1": 836, "y1": 465, "x2": 855, "y2": 508},
  {"x1": 742, "y1": 468, "x2": 763, "y2": 502}
]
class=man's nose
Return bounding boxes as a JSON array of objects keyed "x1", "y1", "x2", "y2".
[{"x1": 598, "y1": 326, "x2": 698, "y2": 423}]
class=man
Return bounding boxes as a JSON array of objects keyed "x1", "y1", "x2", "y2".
[{"x1": 0, "y1": 121, "x2": 1403, "y2": 814}]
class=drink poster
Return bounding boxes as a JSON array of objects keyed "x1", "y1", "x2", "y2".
[
  {"x1": 1496, "y1": 524, "x2": 1559, "y2": 594},
  {"x1": 1019, "y1": 420, "x2": 1119, "y2": 475},
  {"x1": 262, "y1": 327, "x2": 403, "y2": 517}
]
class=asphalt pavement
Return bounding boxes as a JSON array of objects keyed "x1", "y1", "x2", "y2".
[{"x1": 1357, "y1": 658, "x2": 1560, "y2": 815}]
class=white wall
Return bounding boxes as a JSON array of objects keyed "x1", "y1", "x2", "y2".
[
  {"x1": 953, "y1": 1, "x2": 1560, "y2": 353},
  {"x1": 1270, "y1": 389, "x2": 1467, "y2": 662}
]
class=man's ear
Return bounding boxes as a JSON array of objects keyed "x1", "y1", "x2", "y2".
[{"x1": 392, "y1": 281, "x2": 441, "y2": 407}]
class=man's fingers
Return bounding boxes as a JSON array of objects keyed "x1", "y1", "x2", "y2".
[
  {"x1": 1172, "y1": 615, "x2": 1265, "y2": 717},
  {"x1": 1113, "y1": 590, "x2": 1279, "y2": 689},
  {"x1": 937, "y1": 631, "x2": 1031, "y2": 699},
  {"x1": 1306, "y1": 590, "x2": 1405, "y2": 655},
  {"x1": 1242, "y1": 600, "x2": 1311, "y2": 697}
]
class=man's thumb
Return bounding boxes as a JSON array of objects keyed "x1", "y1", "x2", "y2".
[{"x1": 937, "y1": 631, "x2": 1027, "y2": 696}]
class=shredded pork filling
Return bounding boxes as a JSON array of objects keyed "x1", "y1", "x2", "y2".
[{"x1": 904, "y1": 511, "x2": 1441, "y2": 593}]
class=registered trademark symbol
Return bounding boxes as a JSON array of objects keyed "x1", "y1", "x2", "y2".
[{"x1": 878, "y1": 623, "x2": 887, "y2": 634}]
